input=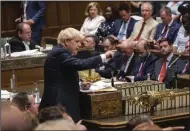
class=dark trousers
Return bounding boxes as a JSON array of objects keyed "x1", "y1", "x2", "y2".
[{"x1": 31, "y1": 29, "x2": 41, "y2": 45}]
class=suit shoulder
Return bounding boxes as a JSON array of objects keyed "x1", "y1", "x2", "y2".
[
  {"x1": 114, "y1": 19, "x2": 122, "y2": 24},
  {"x1": 9, "y1": 37, "x2": 22, "y2": 44}
]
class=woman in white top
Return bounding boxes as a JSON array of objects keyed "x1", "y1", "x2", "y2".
[
  {"x1": 80, "y1": 2, "x2": 105, "y2": 35},
  {"x1": 166, "y1": 1, "x2": 183, "y2": 21},
  {"x1": 173, "y1": 26, "x2": 189, "y2": 54}
]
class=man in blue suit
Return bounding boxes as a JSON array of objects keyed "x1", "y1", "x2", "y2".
[
  {"x1": 111, "y1": 3, "x2": 137, "y2": 41},
  {"x1": 154, "y1": 7, "x2": 181, "y2": 44},
  {"x1": 15, "y1": 1, "x2": 46, "y2": 45},
  {"x1": 132, "y1": 40, "x2": 158, "y2": 81},
  {"x1": 151, "y1": 38, "x2": 184, "y2": 88}
]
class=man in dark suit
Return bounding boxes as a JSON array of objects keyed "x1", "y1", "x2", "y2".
[
  {"x1": 15, "y1": 1, "x2": 46, "y2": 45},
  {"x1": 154, "y1": 7, "x2": 181, "y2": 44},
  {"x1": 9, "y1": 22, "x2": 36, "y2": 53},
  {"x1": 76, "y1": 35, "x2": 100, "y2": 59},
  {"x1": 95, "y1": 36, "x2": 124, "y2": 78},
  {"x1": 111, "y1": 3, "x2": 137, "y2": 41},
  {"x1": 116, "y1": 40, "x2": 139, "y2": 81},
  {"x1": 39, "y1": 28, "x2": 115, "y2": 122},
  {"x1": 132, "y1": 40, "x2": 158, "y2": 81},
  {"x1": 151, "y1": 38, "x2": 184, "y2": 88}
]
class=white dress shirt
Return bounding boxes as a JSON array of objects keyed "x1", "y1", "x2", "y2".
[
  {"x1": 80, "y1": 15, "x2": 105, "y2": 35},
  {"x1": 23, "y1": 1, "x2": 28, "y2": 22},
  {"x1": 161, "y1": 19, "x2": 174, "y2": 39},
  {"x1": 124, "y1": 52, "x2": 134, "y2": 73},
  {"x1": 117, "y1": 17, "x2": 131, "y2": 41},
  {"x1": 23, "y1": 41, "x2": 30, "y2": 50}
]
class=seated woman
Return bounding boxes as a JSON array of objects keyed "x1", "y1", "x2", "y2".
[
  {"x1": 80, "y1": 2, "x2": 105, "y2": 35},
  {"x1": 166, "y1": 1, "x2": 183, "y2": 21},
  {"x1": 95, "y1": 5, "x2": 119, "y2": 42},
  {"x1": 95, "y1": 36, "x2": 123, "y2": 78}
]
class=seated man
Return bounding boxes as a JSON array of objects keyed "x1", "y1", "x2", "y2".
[
  {"x1": 151, "y1": 38, "x2": 184, "y2": 88},
  {"x1": 128, "y1": 2, "x2": 158, "y2": 46},
  {"x1": 95, "y1": 36, "x2": 124, "y2": 78},
  {"x1": 9, "y1": 22, "x2": 36, "y2": 53},
  {"x1": 12, "y1": 92, "x2": 38, "y2": 116},
  {"x1": 76, "y1": 35, "x2": 100, "y2": 59},
  {"x1": 1, "y1": 101, "x2": 26, "y2": 130},
  {"x1": 111, "y1": 3, "x2": 137, "y2": 41},
  {"x1": 116, "y1": 39, "x2": 139, "y2": 81},
  {"x1": 132, "y1": 40, "x2": 158, "y2": 81},
  {"x1": 154, "y1": 7, "x2": 181, "y2": 44}
]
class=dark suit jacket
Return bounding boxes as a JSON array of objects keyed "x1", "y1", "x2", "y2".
[
  {"x1": 154, "y1": 20, "x2": 181, "y2": 43},
  {"x1": 95, "y1": 51, "x2": 124, "y2": 78},
  {"x1": 117, "y1": 53, "x2": 139, "y2": 79},
  {"x1": 9, "y1": 36, "x2": 36, "y2": 53},
  {"x1": 39, "y1": 44, "x2": 103, "y2": 122},
  {"x1": 75, "y1": 49, "x2": 100, "y2": 59},
  {"x1": 151, "y1": 55, "x2": 184, "y2": 88},
  {"x1": 132, "y1": 53, "x2": 158, "y2": 81},
  {"x1": 22, "y1": 1, "x2": 46, "y2": 30},
  {"x1": 112, "y1": 17, "x2": 137, "y2": 38}
]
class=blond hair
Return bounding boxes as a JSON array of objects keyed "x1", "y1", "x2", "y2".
[
  {"x1": 34, "y1": 119, "x2": 79, "y2": 130},
  {"x1": 57, "y1": 28, "x2": 84, "y2": 44},
  {"x1": 85, "y1": 2, "x2": 103, "y2": 16}
]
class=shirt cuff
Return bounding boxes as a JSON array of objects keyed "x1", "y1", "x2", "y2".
[{"x1": 100, "y1": 54, "x2": 107, "y2": 63}]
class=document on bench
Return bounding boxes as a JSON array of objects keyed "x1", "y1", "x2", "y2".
[
  {"x1": 80, "y1": 79, "x2": 127, "y2": 93},
  {"x1": 11, "y1": 49, "x2": 44, "y2": 57}
]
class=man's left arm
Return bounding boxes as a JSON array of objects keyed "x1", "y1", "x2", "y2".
[{"x1": 32, "y1": 2, "x2": 46, "y2": 23}]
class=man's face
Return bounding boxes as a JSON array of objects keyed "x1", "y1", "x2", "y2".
[
  {"x1": 160, "y1": 41, "x2": 172, "y2": 56},
  {"x1": 103, "y1": 39, "x2": 115, "y2": 52},
  {"x1": 119, "y1": 10, "x2": 130, "y2": 22},
  {"x1": 83, "y1": 37, "x2": 95, "y2": 48},
  {"x1": 18, "y1": 24, "x2": 31, "y2": 41},
  {"x1": 27, "y1": 95, "x2": 38, "y2": 116},
  {"x1": 67, "y1": 37, "x2": 82, "y2": 56},
  {"x1": 141, "y1": 4, "x2": 152, "y2": 21},
  {"x1": 137, "y1": 44, "x2": 147, "y2": 58},
  {"x1": 160, "y1": 11, "x2": 171, "y2": 25}
]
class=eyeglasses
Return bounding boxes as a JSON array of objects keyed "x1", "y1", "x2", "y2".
[{"x1": 23, "y1": 31, "x2": 32, "y2": 35}]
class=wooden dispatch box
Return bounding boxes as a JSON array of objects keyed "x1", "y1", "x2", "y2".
[{"x1": 79, "y1": 91, "x2": 122, "y2": 120}]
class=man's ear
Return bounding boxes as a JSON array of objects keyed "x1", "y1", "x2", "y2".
[
  {"x1": 18, "y1": 31, "x2": 21, "y2": 37},
  {"x1": 25, "y1": 105, "x2": 30, "y2": 111},
  {"x1": 64, "y1": 40, "x2": 69, "y2": 47}
]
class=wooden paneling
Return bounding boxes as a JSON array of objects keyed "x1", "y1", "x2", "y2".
[
  {"x1": 2, "y1": 67, "x2": 44, "y2": 88},
  {"x1": 1, "y1": 1, "x2": 122, "y2": 38}
]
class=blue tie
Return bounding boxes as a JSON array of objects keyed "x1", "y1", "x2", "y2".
[{"x1": 117, "y1": 22, "x2": 127, "y2": 41}]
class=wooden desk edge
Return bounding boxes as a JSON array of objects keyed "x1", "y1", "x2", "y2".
[{"x1": 82, "y1": 112, "x2": 190, "y2": 128}]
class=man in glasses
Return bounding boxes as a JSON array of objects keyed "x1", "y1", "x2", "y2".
[{"x1": 9, "y1": 22, "x2": 36, "y2": 53}]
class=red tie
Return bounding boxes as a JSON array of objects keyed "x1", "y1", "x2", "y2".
[
  {"x1": 182, "y1": 61, "x2": 189, "y2": 74},
  {"x1": 134, "y1": 21, "x2": 146, "y2": 41},
  {"x1": 137, "y1": 62, "x2": 144, "y2": 76},
  {"x1": 158, "y1": 59, "x2": 166, "y2": 82}
]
